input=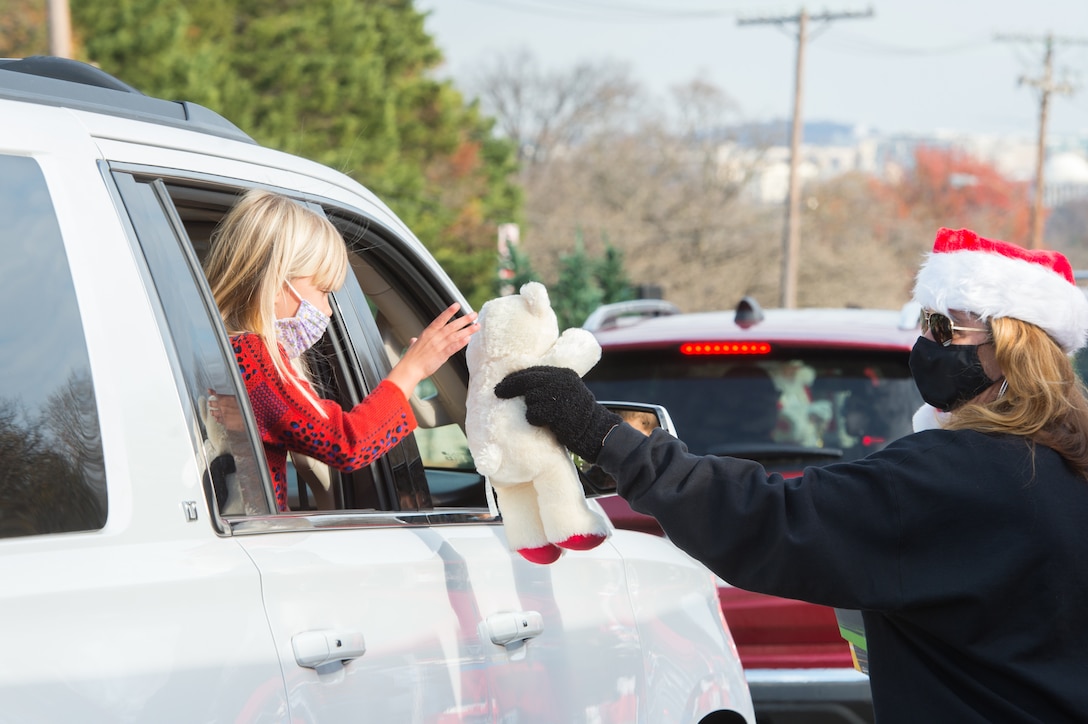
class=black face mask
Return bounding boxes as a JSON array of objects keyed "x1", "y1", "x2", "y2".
[{"x1": 909, "y1": 336, "x2": 998, "y2": 412}]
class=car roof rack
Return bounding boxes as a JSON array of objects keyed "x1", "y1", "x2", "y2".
[
  {"x1": 583, "y1": 299, "x2": 681, "y2": 332},
  {"x1": 0, "y1": 56, "x2": 255, "y2": 144}
]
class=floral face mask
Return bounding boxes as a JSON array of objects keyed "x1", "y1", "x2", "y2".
[{"x1": 274, "y1": 281, "x2": 330, "y2": 359}]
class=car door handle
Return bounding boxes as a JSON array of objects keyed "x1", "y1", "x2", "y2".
[
  {"x1": 485, "y1": 611, "x2": 544, "y2": 647},
  {"x1": 292, "y1": 630, "x2": 367, "y2": 669}
]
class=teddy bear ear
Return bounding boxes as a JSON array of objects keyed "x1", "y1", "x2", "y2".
[{"x1": 519, "y1": 282, "x2": 551, "y2": 315}]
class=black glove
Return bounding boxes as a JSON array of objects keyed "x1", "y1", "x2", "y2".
[{"x1": 494, "y1": 366, "x2": 622, "y2": 463}]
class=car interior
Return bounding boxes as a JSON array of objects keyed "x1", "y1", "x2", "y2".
[{"x1": 159, "y1": 181, "x2": 488, "y2": 514}]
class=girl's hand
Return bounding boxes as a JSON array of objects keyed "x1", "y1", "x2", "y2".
[
  {"x1": 386, "y1": 303, "x2": 479, "y2": 398},
  {"x1": 205, "y1": 389, "x2": 244, "y2": 432}
]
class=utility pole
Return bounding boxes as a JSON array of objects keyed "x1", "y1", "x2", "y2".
[
  {"x1": 740, "y1": 7, "x2": 873, "y2": 308},
  {"x1": 47, "y1": 0, "x2": 73, "y2": 58},
  {"x1": 996, "y1": 34, "x2": 1084, "y2": 250}
]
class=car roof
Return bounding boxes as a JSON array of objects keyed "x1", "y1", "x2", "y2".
[
  {"x1": 0, "y1": 56, "x2": 254, "y2": 143},
  {"x1": 590, "y1": 306, "x2": 922, "y2": 352}
]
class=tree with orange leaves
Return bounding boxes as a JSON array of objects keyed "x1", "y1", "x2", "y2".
[{"x1": 881, "y1": 146, "x2": 1033, "y2": 245}]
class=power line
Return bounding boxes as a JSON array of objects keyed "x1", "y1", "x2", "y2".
[
  {"x1": 996, "y1": 33, "x2": 1087, "y2": 249},
  {"x1": 457, "y1": 0, "x2": 761, "y2": 22},
  {"x1": 740, "y1": 6, "x2": 874, "y2": 310},
  {"x1": 821, "y1": 31, "x2": 992, "y2": 57}
]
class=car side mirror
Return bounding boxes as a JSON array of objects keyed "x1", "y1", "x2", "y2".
[{"x1": 579, "y1": 401, "x2": 676, "y2": 495}]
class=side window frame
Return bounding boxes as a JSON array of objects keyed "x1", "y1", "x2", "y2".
[
  {"x1": 324, "y1": 208, "x2": 488, "y2": 513},
  {"x1": 108, "y1": 169, "x2": 274, "y2": 524},
  {"x1": 107, "y1": 163, "x2": 489, "y2": 527},
  {"x1": 0, "y1": 153, "x2": 108, "y2": 539},
  {"x1": 107, "y1": 169, "x2": 432, "y2": 523}
]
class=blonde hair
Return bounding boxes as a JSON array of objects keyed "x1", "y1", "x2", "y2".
[
  {"x1": 944, "y1": 317, "x2": 1088, "y2": 479},
  {"x1": 205, "y1": 189, "x2": 348, "y2": 411}
]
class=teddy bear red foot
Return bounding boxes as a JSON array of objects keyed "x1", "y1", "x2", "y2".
[
  {"x1": 557, "y1": 533, "x2": 607, "y2": 551},
  {"x1": 518, "y1": 544, "x2": 563, "y2": 564}
]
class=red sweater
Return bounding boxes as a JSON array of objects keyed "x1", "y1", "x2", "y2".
[{"x1": 231, "y1": 333, "x2": 416, "y2": 511}]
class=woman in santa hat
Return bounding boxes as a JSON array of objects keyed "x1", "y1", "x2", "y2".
[{"x1": 496, "y1": 228, "x2": 1088, "y2": 724}]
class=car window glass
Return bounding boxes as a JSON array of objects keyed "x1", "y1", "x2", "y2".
[
  {"x1": 327, "y1": 211, "x2": 487, "y2": 510},
  {"x1": 161, "y1": 185, "x2": 390, "y2": 514},
  {"x1": 112, "y1": 174, "x2": 272, "y2": 518},
  {"x1": 0, "y1": 154, "x2": 107, "y2": 538},
  {"x1": 586, "y1": 351, "x2": 921, "y2": 465},
  {"x1": 113, "y1": 181, "x2": 485, "y2": 515}
]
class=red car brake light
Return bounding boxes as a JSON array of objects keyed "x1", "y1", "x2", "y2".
[{"x1": 680, "y1": 342, "x2": 772, "y2": 356}]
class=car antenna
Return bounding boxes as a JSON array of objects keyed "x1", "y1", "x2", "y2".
[{"x1": 734, "y1": 296, "x2": 764, "y2": 329}]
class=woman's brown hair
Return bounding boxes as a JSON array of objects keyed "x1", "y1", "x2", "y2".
[{"x1": 946, "y1": 317, "x2": 1088, "y2": 479}]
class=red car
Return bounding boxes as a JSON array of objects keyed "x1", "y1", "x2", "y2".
[{"x1": 583, "y1": 297, "x2": 923, "y2": 724}]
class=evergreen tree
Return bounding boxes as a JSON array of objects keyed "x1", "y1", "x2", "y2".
[
  {"x1": 28, "y1": 0, "x2": 523, "y2": 308},
  {"x1": 497, "y1": 240, "x2": 539, "y2": 296},
  {"x1": 552, "y1": 232, "x2": 604, "y2": 330},
  {"x1": 595, "y1": 239, "x2": 633, "y2": 305}
]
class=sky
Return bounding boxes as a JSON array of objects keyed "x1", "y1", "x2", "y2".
[{"x1": 417, "y1": 0, "x2": 1088, "y2": 139}]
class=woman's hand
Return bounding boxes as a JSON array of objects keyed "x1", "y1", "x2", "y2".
[
  {"x1": 494, "y1": 366, "x2": 621, "y2": 463},
  {"x1": 386, "y1": 303, "x2": 479, "y2": 398}
]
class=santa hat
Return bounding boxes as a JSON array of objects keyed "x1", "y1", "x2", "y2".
[{"x1": 912, "y1": 228, "x2": 1088, "y2": 354}]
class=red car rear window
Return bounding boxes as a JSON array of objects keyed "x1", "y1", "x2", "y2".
[{"x1": 585, "y1": 348, "x2": 920, "y2": 464}]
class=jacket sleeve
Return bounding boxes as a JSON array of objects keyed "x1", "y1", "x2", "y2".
[
  {"x1": 234, "y1": 333, "x2": 417, "y2": 472},
  {"x1": 598, "y1": 423, "x2": 956, "y2": 610}
]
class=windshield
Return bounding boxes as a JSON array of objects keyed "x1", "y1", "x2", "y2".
[{"x1": 585, "y1": 349, "x2": 922, "y2": 468}]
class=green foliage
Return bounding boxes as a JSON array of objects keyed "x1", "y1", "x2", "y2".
[
  {"x1": 59, "y1": 0, "x2": 520, "y2": 304},
  {"x1": 552, "y1": 239, "x2": 602, "y2": 330},
  {"x1": 595, "y1": 236, "x2": 634, "y2": 305},
  {"x1": 497, "y1": 240, "x2": 540, "y2": 296},
  {"x1": 0, "y1": 0, "x2": 48, "y2": 57},
  {"x1": 433, "y1": 246, "x2": 497, "y2": 312},
  {"x1": 550, "y1": 232, "x2": 634, "y2": 329}
]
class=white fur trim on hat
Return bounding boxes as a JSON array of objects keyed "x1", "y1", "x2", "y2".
[{"x1": 912, "y1": 228, "x2": 1088, "y2": 354}]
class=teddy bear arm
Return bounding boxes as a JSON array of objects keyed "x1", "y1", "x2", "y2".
[{"x1": 540, "y1": 328, "x2": 602, "y2": 376}]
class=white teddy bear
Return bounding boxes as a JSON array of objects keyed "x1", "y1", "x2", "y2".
[{"x1": 466, "y1": 282, "x2": 611, "y2": 564}]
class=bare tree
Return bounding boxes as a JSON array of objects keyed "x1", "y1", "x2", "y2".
[
  {"x1": 796, "y1": 173, "x2": 927, "y2": 309},
  {"x1": 473, "y1": 51, "x2": 873, "y2": 312},
  {"x1": 468, "y1": 50, "x2": 641, "y2": 167},
  {"x1": 0, "y1": 0, "x2": 49, "y2": 57},
  {"x1": 1044, "y1": 198, "x2": 1088, "y2": 271}
]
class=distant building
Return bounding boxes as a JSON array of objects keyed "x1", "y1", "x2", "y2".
[
  {"x1": 1044, "y1": 151, "x2": 1088, "y2": 207},
  {"x1": 730, "y1": 122, "x2": 1088, "y2": 209}
]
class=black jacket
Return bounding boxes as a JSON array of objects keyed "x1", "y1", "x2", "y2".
[{"x1": 600, "y1": 424, "x2": 1088, "y2": 723}]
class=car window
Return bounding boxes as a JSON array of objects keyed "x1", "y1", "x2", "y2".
[
  {"x1": 116, "y1": 179, "x2": 485, "y2": 515},
  {"x1": 153, "y1": 183, "x2": 387, "y2": 512},
  {"x1": 325, "y1": 209, "x2": 487, "y2": 511},
  {"x1": 112, "y1": 174, "x2": 273, "y2": 519},
  {"x1": 134, "y1": 181, "x2": 401, "y2": 515},
  {"x1": 0, "y1": 154, "x2": 107, "y2": 538},
  {"x1": 586, "y1": 349, "x2": 921, "y2": 466}
]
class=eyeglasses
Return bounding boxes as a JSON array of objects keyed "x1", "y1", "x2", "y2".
[{"x1": 919, "y1": 309, "x2": 989, "y2": 347}]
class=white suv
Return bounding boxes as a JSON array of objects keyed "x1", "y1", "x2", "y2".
[{"x1": 0, "y1": 57, "x2": 754, "y2": 724}]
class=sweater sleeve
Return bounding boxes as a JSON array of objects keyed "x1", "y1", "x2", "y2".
[
  {"x1": 233, "y1": 333, "x2": 417, "y2": 472},
  {"x1": 598, "y1": 423, "x2": 930, "y2": 610}
]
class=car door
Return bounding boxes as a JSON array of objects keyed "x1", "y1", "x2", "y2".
[
  {"x1": 127, "y1": 174, "x2": 650, "y2": 722},
  {"x1": 0, "y1": 122, "x2": 286, "y2": 722},
  {"x1": 233, "y1": 195, "x2": 647, "y2": 722},
  {"x1": 323, "y1": 209, "x2": 650, "y2": 721},
  {"x1": 107, "y1": 173, "x2": 497, "y2": 721}
]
